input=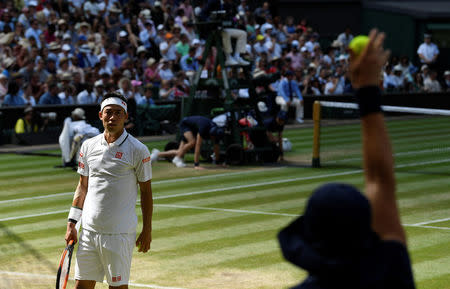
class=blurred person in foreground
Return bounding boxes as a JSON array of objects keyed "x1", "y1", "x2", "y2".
[
  {"x1": 278, "y1": 29, "x2": 415, "y2": 289},
  {"x1": 64, "y1": 92, "x2": 153, "y2": 288}
]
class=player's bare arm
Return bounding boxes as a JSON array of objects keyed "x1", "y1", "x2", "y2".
[
  {"x1": 65, "y1": 175, "x2": 89, "y2": 245},
  {"x1": 349, "y1": 29, "x2": 406, "y2": 244},
  {"x1": 136, "y1": 180, "x2": 153, "y2": 253}
]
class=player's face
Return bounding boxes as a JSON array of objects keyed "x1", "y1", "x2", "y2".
[{"x1": 100, "y1": 105, "x2": 128, "y2": 133}]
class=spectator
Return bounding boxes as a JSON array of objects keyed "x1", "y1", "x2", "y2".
[
  {"x1": 180, "y1": 47, "x2": 198, "y2": 72},
  {"x1": 22, "y1": 83, "x2": 37, "y2": 106},
  {"x1": 39, "y1": 82, "x2": 61, "y2": 105},
  {"x1": 159, "y1": 32, "x2": 177, "y2": 61},
  {"x1": 383, "y1": 65, "x2": 396, "y2": 91},
  {"x1": 277, "y1": 70, "x2": 304, "y2": 123},
  {"x1": 144, "y1": 57, "x2": 161, "y2": 85},
  {"x1": 286, "y1": 41, "x2": 303, "y2": 71},
  {"x1": 412, "y1": 72, "x2": 424, "y2": 92},
  {"x1": 0, "y1": 73, "x2": 8, "y2": 101},
  {"x1": 77, "y1": 44, "x2": 98, "y2": 69},
  {"x1": 58, "y1": 82, "x2": 76, "y2": 105},
  {"x1": 93, "y1": 80, "x2": 105, "y2": 103},
  {"x1": 336, "y1": 27, "x2": 354, "y2": 48},
  {"x1": 158, "y1": 59, "x2": 174, "y2": 81},
  {"x1": 423, "y1": 70, "x2": 442, "y2": 92},
  {"x1": 77, "y1": 83, "x2": 96, "y2": 104},
  {"x1": 14, "y1": 106, "x2": 38, "y2": 134},
  {"x1": 253, "y1": 34, "x2": 268, "y2": 56},
  {"x1": 138, "y1": 84, "x2": 156, "y2": 106},
  {"x1": 159, "y1": 79, "x2": 175, "y2": 100},
  {"x1": 417, "y1": 33, "x2": 439, "y2": 66},
  {"x1": 443, "y1": 70, "x2": 450, "y2": 91},
  {"x1": 324, "y1": 74, "x2": 344, "y2": 95},
  {"x1": 175, "y1": 33, "x2": 190, "y2": 58},
  {"x1": 2, "y1": 78, "x2": 25, "y2": 107}
]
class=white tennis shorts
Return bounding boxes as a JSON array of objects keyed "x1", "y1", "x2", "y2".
[{"x1": 74, "y1": 229, "x2": 136, "y2": 286}]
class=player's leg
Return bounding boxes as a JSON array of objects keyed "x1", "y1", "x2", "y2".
[
  {"x1": 156, "y1": 142, "x2": 183, "y2": 159},
  {"x1": 75, "y1": 280, "x2": 96, "y2": 289},
  {"x1": 108, "y1": 285, "x2": 128, "y2": 289},
  {"x1": 75, "y1": 230, "x2": 105, "y2": 289},
  {"x1": 178, "y1": 131, "x2": 196, "y2": 157},
  {"x1": 100, "y1": 233, "x2": 135, "y2": 289},
  {"x1": 172, "y1": 131, "x2": 195, "y2": 167}
]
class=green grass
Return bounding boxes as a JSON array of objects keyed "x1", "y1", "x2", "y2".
[{"x1": 0, "y1": 123, "x2": 449, "y2": 289}]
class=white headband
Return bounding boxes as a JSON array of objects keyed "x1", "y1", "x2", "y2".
[{"x1": 100, "y1": 97, "x2": 127, "y2": 113}]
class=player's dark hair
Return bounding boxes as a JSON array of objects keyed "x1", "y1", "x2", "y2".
[{"x1": 101, "y1": 91, "x2": 127, "y2": 104}]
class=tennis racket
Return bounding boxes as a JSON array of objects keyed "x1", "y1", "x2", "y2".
[{"x1": 56, "y1": 240, "x2": 75, "y2": 289}]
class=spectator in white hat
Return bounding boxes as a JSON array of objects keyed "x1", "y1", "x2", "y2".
[
  {"x1": 94, "y1": 80, "x2": 105, "y2": 103},
  {"x1": 443, "y1": 70, "x2": 450, "y2": 91}
]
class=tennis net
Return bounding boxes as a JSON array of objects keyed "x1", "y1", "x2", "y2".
[{"x1": 312, "y1": 101, "x2": 450, "y2": 174}]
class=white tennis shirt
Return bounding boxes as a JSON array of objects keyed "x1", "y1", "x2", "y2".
[{"x1": 77, "y1": 130, "x2": 152, "y2": 234}]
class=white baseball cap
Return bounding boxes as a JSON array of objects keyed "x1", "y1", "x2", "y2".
[
  {"x1": 71, "y1": 108, "x2": 86, "y2": 119},
  {"x1": 62, "y1": 44, "x2": 71, "y2": 51},
  {"x1": 257, "y1": 101, "x2": 268, "y2": 112}
]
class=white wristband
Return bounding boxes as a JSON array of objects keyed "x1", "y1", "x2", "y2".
[{"x1": 68, "y1": 206, "x2": 82, "y2": 224}]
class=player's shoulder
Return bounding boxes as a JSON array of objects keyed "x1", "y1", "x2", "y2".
[{"x1": 126, "y1": 134, "x2": 149, "y2": 152}]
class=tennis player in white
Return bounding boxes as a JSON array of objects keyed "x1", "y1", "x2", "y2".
[{"x1": 65, "y1": 92, "x2": 153, "y2": 289}]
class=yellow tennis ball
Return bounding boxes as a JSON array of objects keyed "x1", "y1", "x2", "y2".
[{"x1": 349, "y1": 35, "x2": 369, "y2": 56}]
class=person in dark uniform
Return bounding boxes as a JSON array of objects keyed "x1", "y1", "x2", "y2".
[
  {"x1": 278, "y1": 29, "x2": 415, "y2": 289},
  {"x1": 264, "y1": 110, "x2": 287, "y2": 161},
  {"x1": 151, "y1": 116, "x2": 224, "y2": 169}
]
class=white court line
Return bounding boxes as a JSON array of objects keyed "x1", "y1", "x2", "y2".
[
  {"x1": 0, "y1": 167, "x2": 286, "y2": 205},
  {"x1": 409, "y1": 217, "x2": 450, "y2": 226},
  {"x1": 154, "y1": 170, "x2": 361, "y2": 200},
  {"x1": 395, "y1": 159, "x2": 450, "y2": 168},
  {"x1": 0, "y1": 209, "x2": 68, "y2": 222},
  {"x1": 404, "y1": 225, "x2": 450, "y2": 230},
  {"x1": 0, "y1": 192, "x2": 73, "y2": 204},
  {"x1": 155, "y1": 204, "x2": 299, "y2": 217},
  {"x1": 0, "y1": 270, "x2": 187, "y2": 289}
]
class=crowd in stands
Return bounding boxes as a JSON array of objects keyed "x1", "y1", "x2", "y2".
[{"x1": 0, "y1": 0, "x2": 449, "y2": 109}]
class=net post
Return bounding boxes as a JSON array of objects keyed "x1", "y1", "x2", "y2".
[{"x1": 312, "y1": 101, "x2": 321, "y2": 168}]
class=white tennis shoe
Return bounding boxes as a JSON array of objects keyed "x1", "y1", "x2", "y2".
[{"x1": 172, "y1": 156, "x2": 186, "y2": 168}]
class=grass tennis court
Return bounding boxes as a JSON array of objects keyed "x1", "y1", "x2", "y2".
[{"x1": 0, "y1": 121, "x2": 449, "y2": 289}]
